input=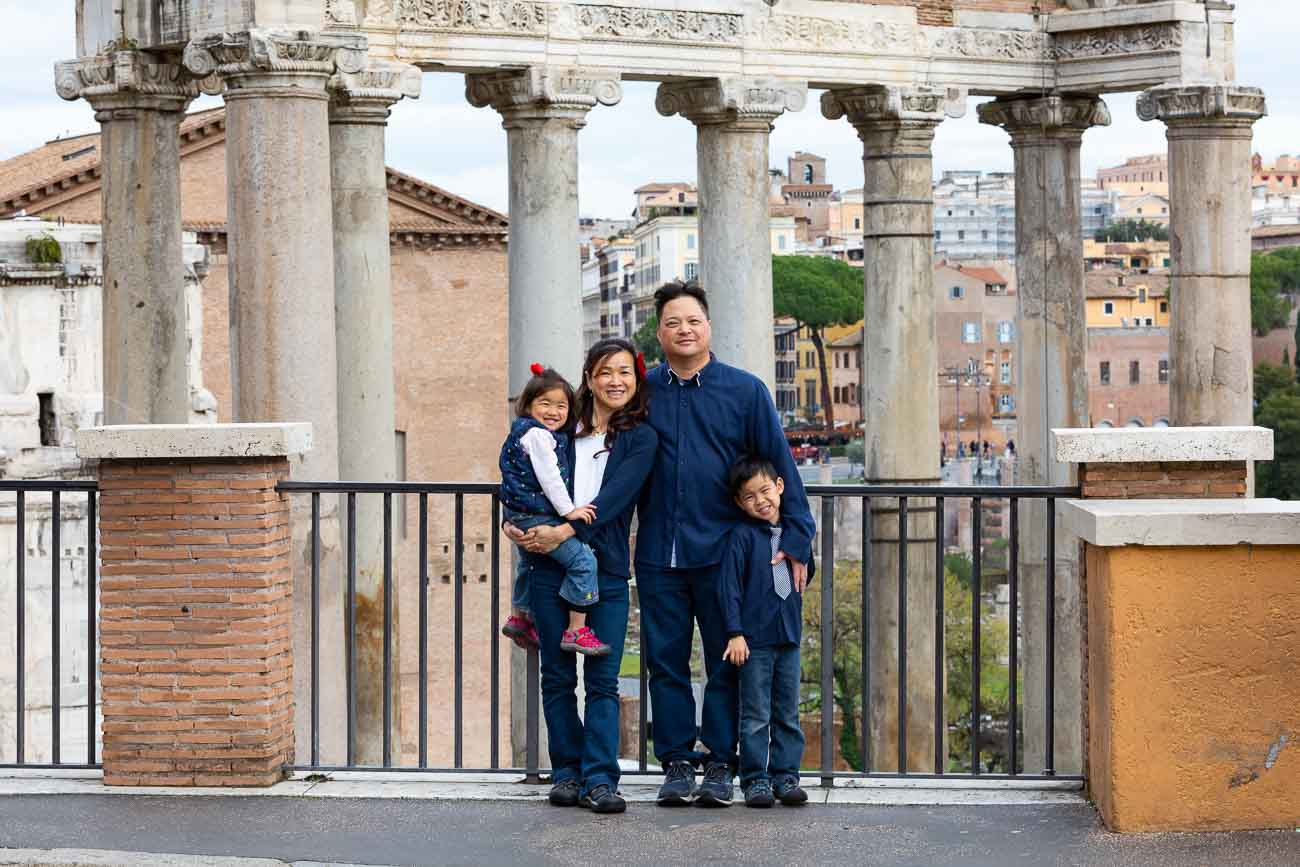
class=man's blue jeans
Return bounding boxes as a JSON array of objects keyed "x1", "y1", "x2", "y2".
[
  {"x1": 636, "y1": 564, "x2": 739, "y2": 770},
  {"x1": 738, "y1": 644, "x2": 804, "y2": 788},
  {"x1": 528, "y1": 562, "x2": 630, "y2": 795},
  {"x1": 507, "y1": 512, "x2": 598, "y2": 613}
]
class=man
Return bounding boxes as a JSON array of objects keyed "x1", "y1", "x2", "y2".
[{"x1": 637, "y1": 281, "x2": 816, "y2": 807}]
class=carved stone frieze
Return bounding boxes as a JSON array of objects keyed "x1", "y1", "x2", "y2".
[
  {"x1": 579, "y1": 5, "x2": 744, "y2": 45},
  {"x1": 821, "y1": 85, "x2": 966, "y2": 128},
  {"x1": 326, "y1": 0, "x2": 360, "y2": 27},
  {"x1": 55, "y1": 50, "x2": 200, "y2": 112},
  {"x1": 978, "y1": 94, "x2": 1112, "y2": 135},
  {"x1": 656, "y1": 77, "x2": 806, "y2": 128},
  {"x1": 397, "y1": 0, "x2": 549, "y2": 34},
  {"x1": 1136, "y1": 84, "x2": 1267, "y2": 125},
  {"x1": 925, "y1": 27, "x2": 1050, "y2": 61},
  {"x1": 466, "y1": 66, "x2": 622, "y2": 123},
  {"x1": 749, "y1": 13, "x2": 912, "y2": 53},
  {"x1": 363, "y1": 0, "x2": 399, "y2": 26},
  {"x1": 183, "y1": 29, "x2": 368, "y2": 91},
  {"x1": 1050, "y1": 23, "x2": 1183, "y2": 60}
]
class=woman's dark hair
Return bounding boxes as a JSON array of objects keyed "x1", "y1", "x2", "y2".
[
  {"x1": 653, "y1": 280, "x2": 709, "y2": 319},
  {"x1": 514, "y1": 367, "x2": 577, "y2": 435},
  {"x1": 575, "y1": 338, "x2": 650, "y2": 451}
]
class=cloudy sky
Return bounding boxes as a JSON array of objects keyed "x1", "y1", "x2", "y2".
[{"x1": 3, "y1": 2, "x2": 1297, "y2": 217}]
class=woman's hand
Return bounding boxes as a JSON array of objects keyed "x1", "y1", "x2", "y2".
[{"x1": 519, "y1": 522, "x2": 574, "y2": 554}]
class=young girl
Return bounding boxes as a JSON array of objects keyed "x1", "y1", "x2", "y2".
[{"x1": 499, "y1": 364, "x2": 610, "y2": 657}]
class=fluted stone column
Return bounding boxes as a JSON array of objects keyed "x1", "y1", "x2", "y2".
[
  {"x1": 656, "y1": 78, "x2": 806, "y2": 392},
  {"x1": 980, "y1": 94, "x2": 1111, "y2": 777},
  {"x1": 468, "y1": 67, "x2": 622, "y2": 391},
  {"x1": 55, "y1": 51, "x2": 198, "y2": 424},
  {"x1": 328, "y1": 61, "x2": 421, "y2": 764},
  {"x1": 185, "y1": 29, "x2": 367, "y2": 762},
  {"x1": 1138, "y1": 85, "x2": 1267, "y2": 429},
  {"x1": 823, "y1": 86, "x2": 961, "y2": 773}
]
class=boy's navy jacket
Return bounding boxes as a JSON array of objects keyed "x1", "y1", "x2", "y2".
[
  {"x1": 498, "y1": 416, "x2": 571, "y2": 517},
  {"x1": 717, "y1": 518, "x2": 816, "y2": 650},
  {"x1": 522, "y1": 423, "x2": 658, "y2": 580},
  {"x1": 636, "y1": 357, "x2": 816, "y2": 570}
]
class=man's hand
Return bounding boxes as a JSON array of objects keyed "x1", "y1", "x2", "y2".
[
  {"x1": 723, "y1": 635, "x2": 750, "y2": 667},
  {"x1": 772, "y1": 550, "x2": 809, "y2": 593},
  {"x1": 564, "y1": 504, "x2": 597, "y2": 524},
  {"x1": 502, "y1": 521, "x2": 526, "y2": 543}
]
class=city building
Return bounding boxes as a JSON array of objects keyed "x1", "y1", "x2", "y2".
[
  {"x1": 1083, "y1": 239, "x2": 1171, "y2": 271},
  {"x1": 1252, "y1": 183, "x2": 1300, "y2": 227},
  {"x1": 1097, "y1": 153, "x2": 1169, "y2": 197},
  {"x1": 633, "y1": 182, "x2": 697, "y2": 221},
  {"x1": 1252, "y1": 153, "x2": 1300, "y2": 192},
  {"x1": 828, "y1": 327, "x2": 863, "y2": 427},
  {"x1": 1113, "y1": 191, "x2": 1170, "y2": 227},
  {"x1": 776, "y1": 152, "x2": 834, "y2": 241},
  {"x1": 581, "y1": 254, "x2": 602, "y2": 348},
  {"x1": 1085, "y1": 270, "x2": 1171, "y2": 329},
  {"x1": 597, "y1": 236, "x2": 636, "y2": 339},
  {"x1": 1087, "y1": 326, "x2": 1172, "y2": 428},
  {"x1": 774, "y1": 319, "x2": 800, "y2": 416}
]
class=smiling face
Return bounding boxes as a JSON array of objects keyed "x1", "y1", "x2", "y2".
[
  {"x1": 657, "y1": 296, "x2": 712, "y2": 367},
  {"x1": 586, "y1": 349, "x2": 637, "y2": 417},
  {"x1": 528, "y1": 387, "x2": 571, "y2": 432},
  {"x1": 735, "y1": 472, "x2": 785, "y2": 524}
]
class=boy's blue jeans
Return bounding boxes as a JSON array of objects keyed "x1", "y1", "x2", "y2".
[
  {"x1": 507, "y1": 512, "x2": 598, "y2": 613},
  {"x1": 738, "y1": 643, "x2": 805, "y2": 788}
]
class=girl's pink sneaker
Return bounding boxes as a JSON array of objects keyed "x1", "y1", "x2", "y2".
[
  {"x1": 559, "y1": 626, "x2": 611, "y2": 657},
  {"x1": 502, "y1": 615, "x2": 539, "y2": 650}
]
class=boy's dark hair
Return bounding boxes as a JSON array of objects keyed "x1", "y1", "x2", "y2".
[
  {"x1": 728, "y1": 455, "x2": 780, "y2": 498},
  {"x1": 654, "y1": 280, "x2": 709, "y2": 320},
  {"x1": 514, "y1": 366, "x2": 577, "y2": 434}
]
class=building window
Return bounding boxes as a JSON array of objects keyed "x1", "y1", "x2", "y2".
[
  {"x1": 1129, "y1": 360, "x2": 1140, "y2": 385},
  {"x1": 853, "y1": 217, "x2": 861, "y2": 230},
  {"x1": 805, "y1": 380, "x2": 817, "y2": 408},
  {"x1": 804, "y1": 163, "x2": 814, "y2": 184},
  {"x1": 982, "y1": 230, "x2": 989, "y2": 240},
  {"x1": 962, "y1": 322, "x2": 979, "y2": 344},
  {"x1": 1159, "y1": 301, "x2": 1168, "y2": 313},
  {"x1": 1100, "y1": 361, "x2": 1111, "y2": 386},
  {"x1": 935, "y1": 231, "x2": 942, "y2": 240},
  {"x1": 1144, "y1": 318, "x2": 1153, "y2": 327},
  {"x1": 777, "y1": 235, "x2": 787, "y2": 251},
  {"x1": 1138, "y1": 288, "x2": 1147, "y2": 303},
  {"x1": 1000, "y1": 362, "x2": 1012, "y2": 385},
  {"x1": 684, "y1": 262, "x2": 698, "y2": 281},
  {"x1": 998, "y1": 394, "x2": 1015, "y2": 413},
  {"x1": 950, "y1": 285, "x2": 964, "y2": 300},
  {"x1": 997, "y1": 321, "x2": 1014, "y2": 343},
  {"x1": 957, "y1": 230, "x2": 966, "y2": 241},
  {"x1": 1103, "y1": 301, "x2": 1115, "y2": 315},
  {"x1": 1159, "y1": 359, "x2": 1170, "y2": 384},
  {"x1": 38, "y1": 392, "x2": 56, "y2": 447},
  {"x1": 687, "y1": 233, "x2": 696, "y2": 250}
]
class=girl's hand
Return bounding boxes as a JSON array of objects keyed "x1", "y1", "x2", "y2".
[
  {"x1": 565, "y1": 505, "x2": 597, "y2": 524},
  {"x1": 723, "y1": 636, "x2": 749, "y2": 667}
]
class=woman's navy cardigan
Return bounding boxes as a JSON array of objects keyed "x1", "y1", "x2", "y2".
[{"x1": 522, "y1": 423, "x2": 658, "y2": 579}]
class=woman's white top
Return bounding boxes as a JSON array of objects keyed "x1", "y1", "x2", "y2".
[{"x1": 573, "y1": 431, "x2": 610, "y2": 508}]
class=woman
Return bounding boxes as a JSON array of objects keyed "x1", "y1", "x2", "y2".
[{"x1": 510, "y1": 338, "x2": 657, "y2": 814}]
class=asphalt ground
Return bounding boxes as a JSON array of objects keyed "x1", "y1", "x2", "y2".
[{"x1": 2, "y1": 795, "x2": 1299, "y2": 867}]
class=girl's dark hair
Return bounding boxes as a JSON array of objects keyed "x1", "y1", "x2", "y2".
[
  {"x1": 575, "y1": 338, "x2": 650, "y2": 451},
  {"x1": 515, "y1": 367, "x2": 577, "y2": 435}
]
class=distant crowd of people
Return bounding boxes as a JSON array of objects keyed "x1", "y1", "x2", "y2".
[{"x1": 940, "y1": 437, "x2": 1015, "y2": 466}]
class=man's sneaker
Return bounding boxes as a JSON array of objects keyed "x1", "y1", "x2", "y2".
[
  {"x1": 559, "y1": 626, "x2": 611, "y2": 657},
  {"x1": 743, "y1": 779, "x2": 775, "y2": 808},
  {"x1": 501, "y1": 615, "x2": 539, "y2": 650},
  {"x1": 548, "y1": 778, "x2": 581, "y2": 807},
  {"x1": 694, "y1": 761, "x2": 734, "y2": 807},
  {"x1": 656, "y1": 761, "x2": 696, "y2": 806},
  {"x1": 773, "y1": 775, "x2": 808, "y2": 806},
  {"x1": 579, "y1": 784, "x2": 627, "y2": 814}
]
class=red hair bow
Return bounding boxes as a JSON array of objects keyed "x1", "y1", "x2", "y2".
[
  {"x1": 529, "y1": 362, "x2": 545, "y2": 376},
  {"x1": 635, "y1": 352, "x2": 647, "y2": 378}
]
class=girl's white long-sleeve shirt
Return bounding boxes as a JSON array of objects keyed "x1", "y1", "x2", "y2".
[{"x1": 518, "y1": 426, "x2": 576, "y2": 516}]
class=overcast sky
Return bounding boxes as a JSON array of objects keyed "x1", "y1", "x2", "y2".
[{"x1": 3, "y1": 2, "x2": 1297, "y2": 218}]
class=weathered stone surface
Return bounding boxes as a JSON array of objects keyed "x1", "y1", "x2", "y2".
[
  {"x1": 76, "y1": 423, "x2": 312, "y2": 460},
  {"x1": 1063, "y1": 498, "x2": 1300, "y2": 548},
  {"x1": 1052, "y1": 426, "x2": 1274, "y2": 465}
]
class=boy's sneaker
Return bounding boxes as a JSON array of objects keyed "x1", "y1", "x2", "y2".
[
  {"x1": 501, "y1": 615, "x2": 539, "y2": 650},
  {"x1": 548, "y1": 778, "x2": 581, "y2": 807},
  {"x1": 694, "y1": 761, "x2": 734, "y2": 807},
  {"x1": 743, "y1": 779, "x2": 775, "y2": 808},
  {"x1": 559, "y1": 626, "x2": 610, "y2": 656},
  {"x1": 773, "y1": 775, "x2": 808, "y2": 806},
  {"x1": 579, "y1": 784, "x2": 627, "y2": 814},
  {"x1": 656, "y1": 761, "x2": 696, "y2": 806}
]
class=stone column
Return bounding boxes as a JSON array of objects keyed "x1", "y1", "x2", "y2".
[
  {"x1": 1137, "y1": 85, "x2": 1267, "y2": 428},
  {"x1": 656, "y1": 78, "x2": 806, "y2": 392},
  {"x1": 467, "y1": 67, "x2": 622, "y2": 392},
  {"x1": 185, "y1": 29, "x2": 367, "y2": 761},
  {"x1": 980, "y1": 94, "x2": 1111, "y2": 776},
  {"x1": 55, "y1": 51, "x2": 199, "y2": 424},
  {"x1": 327, "y1": 61, "x2": 421, "y2": 764},
  {"x1": 822, "y1": 85, "x2": 960, "y2": 772}
]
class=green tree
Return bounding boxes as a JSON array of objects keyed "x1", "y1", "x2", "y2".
[
  {"x1": 1256, "y1": 388, "x2": 1300, "y2": 501},
  {"x1": 1256, "y1": 362, "x2": 1296, "y2": 406},
  {"x1": 772, "y1": 255, "x2": 864, "y2": 429},
  {"x1": 1093, "y1": 219, "x2": 1169, "y2": 243},
  {"x1": 1251, "y1": 251, "x2": 1299, "y2": 336},
  {"x1": 632, "y1": 313, "x2": 663, "y2": 364}
]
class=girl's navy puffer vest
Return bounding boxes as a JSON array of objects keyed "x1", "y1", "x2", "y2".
[{"x1": 499, "y1": 416, "x2": 571, "y2": 517}]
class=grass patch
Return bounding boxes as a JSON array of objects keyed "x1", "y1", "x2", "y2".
[{"x1": 619, "y1": 652, "x2": 641, "y2": 678}]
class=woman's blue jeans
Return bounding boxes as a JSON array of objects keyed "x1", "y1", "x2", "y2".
[{"x1": 528, "y1": 562, "x2": 630, "y2": 795}]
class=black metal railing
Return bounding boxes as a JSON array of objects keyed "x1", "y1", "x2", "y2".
[
  {"x1": 279, "y1": 480, "x2": 1082, "y2": 784},
  {"x1": 1, "y1": 480, "x2": 99, "y2": 770}
]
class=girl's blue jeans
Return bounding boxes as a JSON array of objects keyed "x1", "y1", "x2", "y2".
[{"x1": 507, "y1": 512, "x2": 599, "y2": 614}]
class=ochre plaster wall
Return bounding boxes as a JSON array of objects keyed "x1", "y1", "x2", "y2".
[{"x1": 1087, "y1": 544, "x2": 1300, "y2": 832}]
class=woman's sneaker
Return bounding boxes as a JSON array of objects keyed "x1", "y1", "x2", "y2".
[
  {"x1": 560, "y1": 626, "x2": 610, "y2": 656},
  {"x1": 501, "y1": 615, "x2": 539, "y2": 650}
]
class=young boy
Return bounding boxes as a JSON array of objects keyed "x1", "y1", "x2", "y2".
[{"x1": 719, "y1": 455, "x2": 813, "y2": 808}]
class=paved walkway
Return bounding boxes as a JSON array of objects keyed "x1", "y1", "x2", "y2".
[{"x1": 0, "y1": 775, "x2": 1296, "y2": 866}]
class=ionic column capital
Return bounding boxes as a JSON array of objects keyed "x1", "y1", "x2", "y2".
[
  {"x1": 1137, "y1": 84, "x2": 1267, "y2": 131},
  {"x1": 977, "y1": 94, "x2": 1111, "y2": 144},
  {"x1": 467, "y1": 67, "x2": 622, "y2": 129},
  {"x1": 183, "y1": 29, "x2": 368, "y2": 98},
  {"x1": 55, "y1": 51, "x2": 203, "y2": 118},
  {"x1": 329, "y1": 61, "x2": 422, "y2": 125},
  {"x1": 656, "y1": 78, "x2": 806, "y2": 132}
]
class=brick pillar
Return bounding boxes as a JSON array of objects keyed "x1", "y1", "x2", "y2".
[{"x1": 77, "y1": 424, "x2": 311, "y2": 787}]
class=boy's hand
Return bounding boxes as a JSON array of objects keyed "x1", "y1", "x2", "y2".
[
  {"x1": 565, "y1": 505, "x2": 597, "y2": 524},
  {"x1": 723, "y1": 636, "x2": 749, "y2": 667}
]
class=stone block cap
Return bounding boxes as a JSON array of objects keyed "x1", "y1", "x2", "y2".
[
  {"x1": 76, "y1": 423, "x2": 312, "y2": 461},
  {"x1": 1051, "y1": 426, "x2": 1273, "y2": 464},
  {"x1": 1062, "y1": 498, "x2": 1300, "y2": 548}
]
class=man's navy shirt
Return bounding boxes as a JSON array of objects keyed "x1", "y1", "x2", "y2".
[
  {"x1": 717, "y1": 519, "x2": 815, "y2": 649},
  {"x1": 636, "y1": 356, "x2": 816, "y2": 570}
]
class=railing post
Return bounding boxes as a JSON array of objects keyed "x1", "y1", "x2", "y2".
[{"x1": 820, "y1": 496, "x2": 835, "y2": 788}]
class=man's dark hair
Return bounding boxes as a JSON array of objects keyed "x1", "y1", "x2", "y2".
[
  {"x1": 654, "y1": 280, "x2": 709, "y2": 320},
  {"x1": 728, "y1": 455, "x2": 780, "y2": 498},
  {"x1": 514, "y1": 366, "x2": 577, "y2": 434}
]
